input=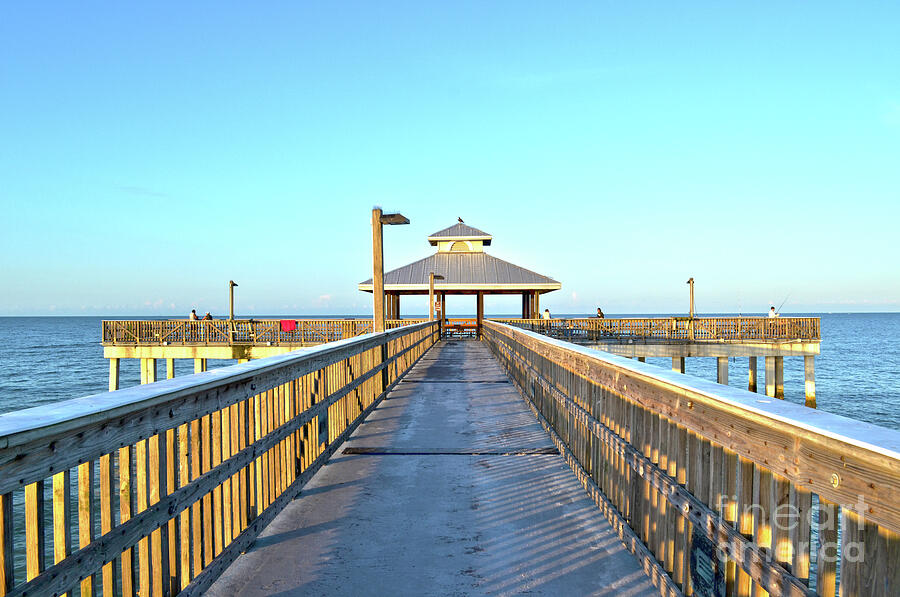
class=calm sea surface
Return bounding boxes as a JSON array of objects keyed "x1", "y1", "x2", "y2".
[{"x1": 1, "y1": 313, "x2": 899, "y2": 431}]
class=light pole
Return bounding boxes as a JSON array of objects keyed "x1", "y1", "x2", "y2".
[
  {"x1": 372, "y1": 207, "x2": 409, "y2": 332},
  {"x1": 429, "y1": 272, "x2": 445, "y2": 320},
  {"x1": 228, "y1": 280, "x2": 239, "y2": 320},
  {"x1": 686, "y1": 277, "x2": 694, "y2": 319}
]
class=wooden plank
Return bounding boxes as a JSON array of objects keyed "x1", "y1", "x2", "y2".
[
  {"x1": 724, "y1": 449, "x2": 739, "y2": 596},
  {"x1": 201, "y1": 415, "x2": 213, "y2": 567},
  {"x1": 221, "y1": 407, "x2": 233, "y2": 546},
  {"x1": 135, "y1": 440, "x2": 150, "y2": 597},
  {"x1": 190, "y1": 418, "x2": 203, "y2": 575},
  {"x1": 253, "y1": 395, "x2": 264, "y2": 517},
  {"x1": 51, "y1": 471, "x2": 71, "y2": 569},
  {"x1": 0, "y1": 492, "x2": 12, "y2": 595},
  {"x1": 78, "y1": 461, "x2": 95, "y2": 597},
  {"x1": 165, "y1": 428, "x2": 177, "y2": 595},
  {"x1": 119, "y1": 446, "x2": 135, "y2": 597},
  {"x1": 736, "y1": 456, "x2": 755, "y2": 597},
  {"x1": 99, "y1": 453, "x2": 118, "y2": 596},
  {"x1": 868, "y1": 525, "x2": 900, "y2": 596},
  {"x1": 790, "y1": 485, "x2": 811, "y2": 586},
  {"x1": 752, "y1": 467, "x2": 773, "y2": 597},
  {"x1": 840, "y1": 509, "x2": 859, "y2": 597},
  {"x1": 675, "y1": 425, "x2": 689, "y2": 591},
  {"x1": 664, "y1": 419, "x2": 676, "y2": 576},
  {"x1": 25, "y1": 481, "x2": 45, "y2": 581},
  {"x1": 148, "y1": 434, "x2": 168, "y2": 597},
  {"x1": 177, "y1": 423, "x2": 191, "y2": 589},
  {"x1": 772, "y1": 474, "x2": 793, "y2": 576},
  {"x1": 211, "y1": 412, "x2": 224, "y2": 557}
]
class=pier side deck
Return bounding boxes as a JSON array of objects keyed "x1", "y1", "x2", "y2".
[{"x1": 206, "y1": 340, "x2": 653, "y2": 596}]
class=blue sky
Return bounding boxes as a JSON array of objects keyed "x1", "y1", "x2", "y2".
[{"x1": 2, "y1": 3, "x2": 898, "y2": 316}]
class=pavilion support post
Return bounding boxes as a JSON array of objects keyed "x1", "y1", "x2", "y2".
[
  {"x1": 440, "y1": 293, "x2": 446, "y2": 323},
  {"x1": 804, "y1": 356, "x2": 816, "y2": 408},
  {"x1": 775, "y1": 356, "x2": 784, "y2": 399},
  {"x1": 522, "y1": 293, "x2": 529, "y2": 319},
  {"x1": 533, "y1": 291, "x2": 540, "y2": 318},
  {"x1": 672, "y1": 357, "x2": 685, "y2": 374},
  {"x1": 748, "y1": 356, "x2": 758, "y2": 392},
  {"x1": 476, "y1": 291, "x2": 484, "y2": 339},
  {"x1": 108, "y1": 358, "x2": 120, "y2": 392},
  {"x1": 717, "y1": 357, "x2": 729, "y2": 385},
  {"x1": 765, "y1": 356, "x2": 776, "y2": 398}
]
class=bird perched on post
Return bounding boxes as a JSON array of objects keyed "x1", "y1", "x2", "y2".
[{"x1": 458, "y1": 217, "x2": 464, "y2": 223}]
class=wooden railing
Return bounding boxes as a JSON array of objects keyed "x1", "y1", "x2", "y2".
[
  {"x1": 442, "y1": 318, "x2": 478, "y2": 338},
  {"x1": 483, "y1": 321, "x2": 899, "y2": 597},
  {"x1": 492, "y1": 317, "x2": 821, "y2": 342},
  {"x1": 101, "y1": 319, "x2": 428, "y2": 346},
  {"x1": 0, "y1": 321, "x2": 439, "y2": 596}
]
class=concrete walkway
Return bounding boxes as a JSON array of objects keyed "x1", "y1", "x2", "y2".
[{"x1": 206, "y1": 340, "x2": 654, "y2": 596}]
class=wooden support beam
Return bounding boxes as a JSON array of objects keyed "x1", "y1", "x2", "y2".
[
  {"x1": 804, "y1": 356, "x2": 816, "y2": 408},
  {"x1": 775, "y1": 356, "x2": 784, "y2": 399},
  {"x1": 109, "y1": 358, "x2": 120, "y2": 392},
  {"x1": 672, "y1": 357, "x2": 685, "y2": 374},
  {"x1": 717, "y1": 357, "x2": 729, "y2": 385},
  {"x1": 748, "y1": 356, "x2": 757, "y2": 393},
  {"x1": 476, "y1": 291, "x2": 484, "y2": 339},
  {"x1": 765, "y1": 356, "x2": 775, "y2": 398}
]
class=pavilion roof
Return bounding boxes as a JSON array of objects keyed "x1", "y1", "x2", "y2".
[
  {"x1": 358, "y1": 252, "x2": 560, "y2": 293},
  {"x1": 427, "y1": 223, "x2": 492, "y2": 246}
]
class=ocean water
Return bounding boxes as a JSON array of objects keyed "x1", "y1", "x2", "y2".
[{"x1": 0, "y1": 313, "x2": 898, "y2": 431}]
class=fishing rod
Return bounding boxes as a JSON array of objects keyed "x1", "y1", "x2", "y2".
[{"x1": 776, "y1": 293, "x2": 790, "y2": 313}]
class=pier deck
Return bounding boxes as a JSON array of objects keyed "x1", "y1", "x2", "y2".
[{"x1": 206, "y1": 340, "x2": 653, "y2": 596}]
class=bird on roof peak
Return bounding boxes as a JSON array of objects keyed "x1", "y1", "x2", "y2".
[{"x1": 458, "y1": 217, "x2": 464, "y2": 223}]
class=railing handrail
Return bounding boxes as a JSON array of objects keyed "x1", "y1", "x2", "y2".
[
  {"x1": 491, "y1": 316, "x2": 821, "y2": 342},
  {"x1": 0, "y1": 320, "x2": 440, "y2": 596},
  {"x1": 484, "y1": 320, "x2": 900, "y2": 529},
  {"x1": 483, "y1": 320, "x2": 900, "y2": 596},
  {"x1": 2, "y1": 322, "x2": 432, "y2": 450}
]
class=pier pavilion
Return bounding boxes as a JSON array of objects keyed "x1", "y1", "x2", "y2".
[{"x1": 358, "y1": 222, "x2": 562, "y2": 335}]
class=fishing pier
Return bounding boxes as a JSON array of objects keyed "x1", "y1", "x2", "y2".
[{"x1": 0, "y1": 218, "x2": 897, "y2": 597}]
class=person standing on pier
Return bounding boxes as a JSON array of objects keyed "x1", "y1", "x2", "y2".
[
  {"x1": 190, "y1": 309, "x2": 199, "y2": 320},
  {"x1": 768, "y1": 306, "x2": 778, "y2": 318},
  {"x1": 542, "y1": 308, "x2": 551, "y2": 320},
  {"x1": 596, "y1": 308, "x2": 604, "y2": 318}
]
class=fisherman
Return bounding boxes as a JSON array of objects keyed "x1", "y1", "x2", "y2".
[
  {"x1": 542, "y1": 308, "x2": 551, "y2": 320},
  {"x1": 189, "y1": 309, "x2": 199, "y2": 320},
  {"x1": 768, "y1": 306, "x2": 778, "y2": 318},
  {"x1": 596, "y1": 307, "x2": 605, "y2": 318}
]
